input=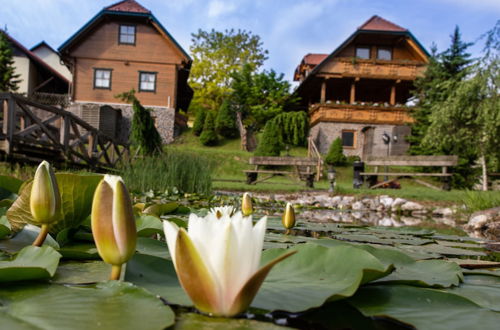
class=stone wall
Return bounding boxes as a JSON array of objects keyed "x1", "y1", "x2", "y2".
[
  {"x1": 68, "y1": 102, "x2": 175, "y2": 144},
  {"x1": 310, "y1": 122, "x2": 410, "y2": 158}
]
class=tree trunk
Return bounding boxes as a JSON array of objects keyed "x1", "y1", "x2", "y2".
[
  {"x1": 480, "y1": 155, "x2": 488, "y2": 191},
  {"x1": 236, "y1": 112, "x2": 257, "y2": 152}
]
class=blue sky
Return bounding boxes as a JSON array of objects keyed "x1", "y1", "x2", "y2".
[{"x1": 1, "y1": 0, "x2": 498, "y2": 83}]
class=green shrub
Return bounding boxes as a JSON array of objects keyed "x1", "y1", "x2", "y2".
[
  {"x1": 460, "y1": 190, "x2": 500, "y2": 213},
  {"x1": 255, "y1": 120, "x2": 283, "y2": 156},
  {"x1": 192, "y1": 108, "x2": 207, "y2": 136},
  {"x1": 119, "y1": 150, "x2": 213, "y2": 195},
  {"x1": 216, "y1": 99, "x2": 239, "y2": 138},
  {"x1": 200, "y1": 111, "x2": 219, "y2": 146},
  {"x1": 325, "y1": 137, "x2": 346, "y2": 166}
]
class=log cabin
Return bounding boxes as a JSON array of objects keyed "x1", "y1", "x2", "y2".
[
  {"x1": 295, "y1": 16, "x2": 429, "y2": 159},
  {"x1": 58, "y1": 0, "x2": 193, "y2": 143}
]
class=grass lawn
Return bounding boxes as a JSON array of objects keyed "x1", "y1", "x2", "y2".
[{"x1": 170, "y1": 129, "x2": 500, "y2": 206}]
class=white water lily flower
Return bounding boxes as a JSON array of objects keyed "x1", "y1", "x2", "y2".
[
  {"x1": 163, "y1": 212, "x2": 295, "y2": 317},
  {"x1": 209, "y1": 205, "x2": 236, "y2": 219}
]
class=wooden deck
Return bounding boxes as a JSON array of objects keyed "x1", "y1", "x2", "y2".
[{"x1": 0, "y1": 93, "x2": 129, "y2": 169}]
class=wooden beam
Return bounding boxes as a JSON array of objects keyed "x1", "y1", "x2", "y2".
[
  {"x1": 320, "y1": 79, "x2": 326, "y2": 104},
  {"x1": 390, "y1": 85, "x2": 396, "y2": 105},
  {"x1": 350, "y1": 81, "x2": 356, "y2": 104}
]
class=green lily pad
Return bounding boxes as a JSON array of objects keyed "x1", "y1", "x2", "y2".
[
  {"x1": 0, "y1": 245, "x2": 61, "y2": 282},
  {"x1": 174, "y1": 313, "x2": 293, "y2": 329},
  {"x1": 0, "y1": 225, "x2": 59, "y2": 253},
  {"x1": 136, "y1": 237, "x2": 170, "y2": 259},
  {"x1": 444, "y1": 283, "x2": 500, "y2": 312},
  {"x1": 143, "y1": 202, "x2": 179, "y2": 216},
  {"x1": 58, "y1": 243, "x2": 100, "y2": 260},
  {"x1": 348, "y1": 285, "x2": 500, "y2": 330},
  {"x1": 0, "y1": 175, "x2": 23, "y2": 194},
  {"x1": 136, "y1": 214, "x2": 164, "y2": 237},
  {"x1": 6, "y1": 173, "x2": 103, "y2": 234},
  {"x1": 0, "y1": 281, "x2": 175, "y2": 330},
  {"x1": 52, "y1": 260, "x2": 111, "y2": 284},
  {"x1": 126, "y1": 243, "x2": 393, "y2": 313},
  {"x1": 0, "y1": 215, "x2": 11, "y2": 239}
]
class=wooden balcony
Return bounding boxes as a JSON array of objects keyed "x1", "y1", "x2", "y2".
[
  {"x1": 309, "y1": 103, "x2": 414, "y2": 126},
  {"x1": 317, "y1": 57, "x2": 426, "y2": 81}
]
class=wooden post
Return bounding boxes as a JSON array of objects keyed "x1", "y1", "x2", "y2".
[
  {"x1": 88, "y1": 134, "x2": 94, "y2": 158},
  {"x1": 320, "y1": 79, "x2": 326, "y2": 104},
  {"x1": 350, "y1": 81, "x2": 356, "y2": 104},
  {"x1": 390, "y1": 85, "x2": 396, "y2": 105}
]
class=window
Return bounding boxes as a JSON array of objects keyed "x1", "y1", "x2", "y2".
[
  {"x1": 377, "y1": 47, "x2": 392, "y2": 60},
  {"x1": 93, "y1": 69, "x2": 112, "y2": 89},
  {"x1": 341, "y1": 130, "x2": 356, "y2": 148},
  {"x1": 355, "y1": 46, "x2": 370, "y2": 59},
  {"x1": 119, "y1": 25, "x2": 136, "y2": 44},
  {"x1": 139, "y1": 71, "x2": 157, "y2": 92}
]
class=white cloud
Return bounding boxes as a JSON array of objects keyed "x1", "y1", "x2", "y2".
[{"x1": 207, "y1": 0, "x2": 237, "y2": 18}]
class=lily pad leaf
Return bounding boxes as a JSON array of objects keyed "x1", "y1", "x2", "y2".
[
  {"x1": 0, "y1": 224, "x2": 59, "y2": 253},
  {"x1": 0, "y1": 175, "x2": 23, "y2": 194},
  {"x1": 0, "y1": 281, "x2": 175, "y2": 330},
  {"x1": 6, "y1": 173, "x2": 103, "y2": 234},
  {"x1": 0, "y1": 215, "x2": 11, "y2": 239},
  {"x1": 136, "y1": 237, "x2": 170, "y2": 259},
  {"x1": 58, "y1": 243, "x2": 100, "y2": 260},
  {"x1": 174, "y1": 313, "x2": 294, "y2": 329},
  {"x1": 52, "y1": 260, "x2": 110, "y2": 284},
  {"x1": 0, "y1": 245, "x2": 61, "y2": 282},
  {"x1": 143, "y1": 202, "x2": 179, "y2": 216},
  {"x1": 126, "y1": 243, "x2": 393, "y2": 313},
  {"x1": 348, "y1": 285, "x2": 500, "y2": 330},
  {"x1": 136, "y1": 214, "x2": 164, "y2": 237}
]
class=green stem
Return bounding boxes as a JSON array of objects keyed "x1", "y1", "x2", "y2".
[
  {"x1": 32, "y1": 224, "x2": 49, "y2": 247},
  {"x1": 110, "y1": 264, "x2": 122, "y2": 280}
]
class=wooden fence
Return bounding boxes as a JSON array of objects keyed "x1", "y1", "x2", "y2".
[{"x1": 0, "y1": 93, "x2": 129, "y2": 169}]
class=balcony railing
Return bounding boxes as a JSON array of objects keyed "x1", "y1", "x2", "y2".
[{"x1": 309, "y1": 102, "x2": 414, "y2": 126}]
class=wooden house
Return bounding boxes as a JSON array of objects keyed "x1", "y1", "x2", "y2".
[
  {"x1": 295, "y1": 16, "x2": 429, "y2": 158},
  {"x1": 31, "y1": 41, "x2": 72, "y2": 81},
  {"x1": 2, "y1": 31, "x2": 69, "y2": 101},
  {"x1": 58, "y1": 0, "x2": 193, "y2": 143}
]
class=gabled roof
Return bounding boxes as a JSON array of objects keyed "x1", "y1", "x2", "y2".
[
  {"x1": 2, "y1": 31, "x2": 70, "y2": 84},
  {"x1": 105, "y1": 0, "x2": 150, "y2": 14},
  {"x1": 295, "y1": 15, "x2": 429, "y2": 91},
  {"x1": 302, "y1": 53, "x2": 328, "y2": 66},
  {"x1": 58, "y1": 0, "x2": 191, "y2": 62},
  {"x1": 30, "y1": 41, "x2": 58, "y2": 54},
  {"x1": 358, "y1": 15, "x2": 407, "y2": 32}
]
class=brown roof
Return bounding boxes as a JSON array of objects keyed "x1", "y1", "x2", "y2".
[
  {"x1": 358, "y1": 15, "x2": 407, "y2": 32},
  {"x1": 303, "y1": 53, "x2": 328, "y2": 65},
  {"x1": 105, "y1": 0, "x2": 150, "y2": 14}
]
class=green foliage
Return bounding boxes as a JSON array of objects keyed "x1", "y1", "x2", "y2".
[
  {"x1": 189, "y1": 29, "x2": 268, "y2": 111},
  {"x1": 0, "y1": 30, "x2": 21, "y2": 92},
  {"x1": 120, "y1": 150, "x2": 213, "y2": 195},
  {"x1": 231, "y1": 64, "x2": 300, "y2": 131},
  {"x1": 460, "y1": 190, "x2": 500, "y2": 213},
  {"x1": 272, "y1": 111, "x2": 309, "y2": 146},
  {"x1": 199, "y1": 111, "x2": 218, "y2": 146},
  {"x1": 117, "y1": 89, "x2": 162, "y2": 156},
  {"x1": 325, "y1": 138, "x2": 347, "y2": 166},
  {"x1": 255, "y1": 120, "x2": 284, "y2": 156},
  {"x1": 215, "y1": 99, "x2": 239, "y2": 138},
  {"x1": 192, "y1": 108, "x2": 206, "y2": 136}
]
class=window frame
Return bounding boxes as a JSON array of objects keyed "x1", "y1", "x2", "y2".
[
  {"x1": 377, "y1": 47, "x2": 393, "y2": 60},
  {"x1": 118, "y1": 24, "x2": 136, "y2": 45},
  {"x1": 138, "y1": 71, "x2": 157, "y2": 93},
  {"x1": 341, "y1": 130, "x2": 356, "y2": 149},
  {"x1": 355, "y1": 46, "x2": 371, "y2": 59},
  {"x1": 93, "y1": 68, "x2": 113, "y2": 90}
]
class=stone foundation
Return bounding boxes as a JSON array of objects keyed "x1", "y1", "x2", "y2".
[
  {"x1": 310, "y1": 122, "x2": 411, "y2": 159},
  {"x1": 67, "y1": 102, "x2": 175, "y2": 144}
]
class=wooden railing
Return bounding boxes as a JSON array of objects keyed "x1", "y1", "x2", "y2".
[
  {"x1": 0, "y1": 93, "x2": 129, "y2": 169},
  {"x1": 308, "y1": 136, "x2": 323, "y2": 181}
]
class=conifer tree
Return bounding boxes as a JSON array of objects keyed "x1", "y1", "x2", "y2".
[
  {"x1": 0, "y1": 30, "x2": 21, "y2": 92},
  {"x1": 255, "y1": 120, "x2": 283, "y2": 156},
  {"x1": 200, "y1": 111, "x2": 218, "y2": 146},
  {"x1": 193, "y1": 108, "x2": 206, "y2": 136},
  {"x1": 324, "y1": 137, "x2": 346, "y2": 166},
  {"x1": 215, "y1": 99, "x2": 238, "y2": 138}
]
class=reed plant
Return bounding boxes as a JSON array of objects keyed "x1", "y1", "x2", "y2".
[
  {"x1": 460, "y1": 190, "x2": 500, "y2": 213},
  {"x1": 119, "y1": 149, "x2": 213, "y2": 195}
]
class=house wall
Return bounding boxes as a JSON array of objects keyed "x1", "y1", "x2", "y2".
[
  {"x1": 70, "y1": 20, "x2": 184, "y2": 107},
  {"x1": 336, "y1": 38, "x2": 422, "y2": 62},
  {"x1": 32, "y1": 46, "x2": 72, "y2": 81},
  {"x1": 310, "y1": 122, "x2": 410, "y2": 158},
  {"x1": 13, "y1": 55, "x2": 30, "y2": 94}
]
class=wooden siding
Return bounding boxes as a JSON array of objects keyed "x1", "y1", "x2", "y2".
[
  {"x1": 309, "y1": 103, "x2": 413, "y2": 126},
  {"x1": 337, "y1": 41, "x2": 423, "y2": 62},
  {"x1": 74, "y1": 58, "x2": 177, "y2": 107},
  {"x1": 70, "y1": 20, "x2": 184, "y2": 65}
]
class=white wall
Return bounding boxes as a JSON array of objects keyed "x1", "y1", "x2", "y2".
[{"x1": 32, "y1": 46, "x2": 72, "y2": 81}]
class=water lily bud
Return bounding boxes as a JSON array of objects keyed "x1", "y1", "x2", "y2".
[
  {"x1": 241, "y1": 192, "x2": 253, "y2": 216},
  {"x1": 282, "y1": 203, "x2": 296, "y2": 229},
  {"x1": 91, "y1": 175, "x2": 136, "y2": 279},
  {"x1": 30, "y1": 161, "x2": 61, "y2": 224}
]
